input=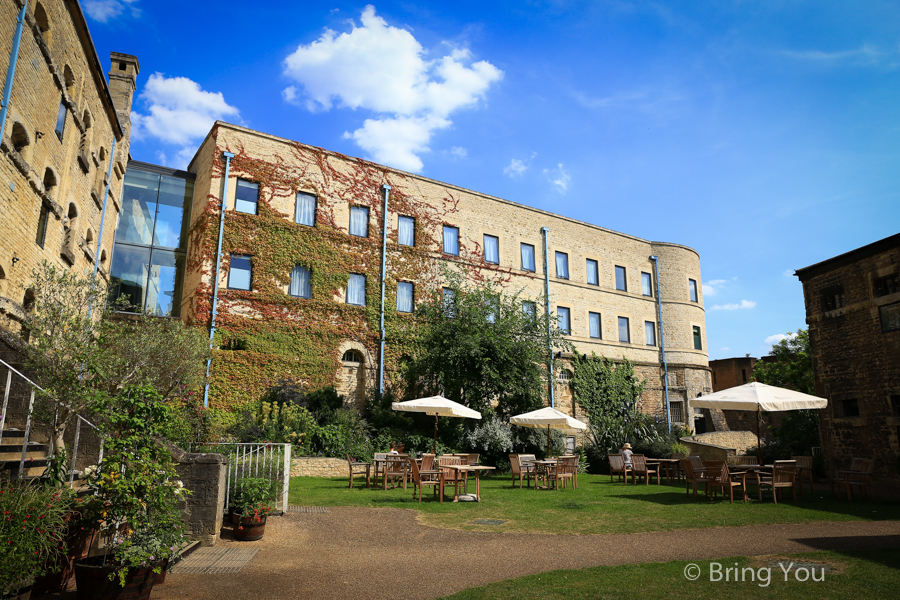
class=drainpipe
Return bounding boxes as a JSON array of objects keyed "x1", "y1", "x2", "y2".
[
  {"x1": 0, "y1": 1, "x2": 27, "y2": 145},
  {"x1": 541, "y1": 227, "x2": 555, "y2": 408},
  {"x1": 378, "y1": 184, "x2": 391, "y2": 396},
  {"x1": 85, "y1": 136, "x2": 116, "y2": 320},
  {"x1": 203, "y1": 151, "x2": 235, "y2": 407},
  {"x1": 649, "y1": 255, "x2": 671, "y2": 433}
]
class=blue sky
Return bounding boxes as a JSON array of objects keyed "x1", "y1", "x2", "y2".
[{"x1": 84, "y1": 0, "x2": 900, "y2": 360}]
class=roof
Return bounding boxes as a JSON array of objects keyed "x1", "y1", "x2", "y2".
[{"x1": 795, "y1": 232, "x2": 900, "y2": 282}]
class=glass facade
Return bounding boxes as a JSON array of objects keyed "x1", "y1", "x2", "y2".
[{"x1": 109, "y1": 163, "x2": 194, "y2": 317}]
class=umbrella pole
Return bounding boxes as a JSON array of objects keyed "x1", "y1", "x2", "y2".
[
  {"x1": 756, "y1": 405, "x2": 762, "y2": 465},
  {"x1": 547, "y1": 424, "x2": 551, "y2": 459},
  {"x1": 434, "y1": 415, "x2": 438, "y2": 455}
]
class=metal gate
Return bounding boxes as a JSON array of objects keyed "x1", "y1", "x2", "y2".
[{"x1": 195, "y1": 443, "x2": 291, "y2": 512}]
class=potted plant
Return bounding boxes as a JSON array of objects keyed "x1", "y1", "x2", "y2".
[
  {"x1": 229, "y1": 478, "x2": 279, "y2": 541},
  {"x1": 0, "y1": 477, "x2": 71, "y2": 600},
  {"x1": 74, "y1": 385, "x2": 189, "y2": 600}
]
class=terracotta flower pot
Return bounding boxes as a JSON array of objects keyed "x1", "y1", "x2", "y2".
[
  {"x1": 231, "y1": 511, "x2": 267, "y2": 541},
  {"x1": 32, "y1": 517, "x2": 94, "y2": 595},
  {"x1": 73, "y1": 557, "x2": 162, "y2": 600}
]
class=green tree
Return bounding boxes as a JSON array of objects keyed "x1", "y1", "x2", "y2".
[
  {"x1": 404, "y1": 271, "x2": 571, "y2": 419},
  {"x1": 571, "y1": 354, "x2": 658, "y2": 454}
]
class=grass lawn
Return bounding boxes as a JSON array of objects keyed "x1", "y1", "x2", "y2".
[
  {"x1": 437, "y1": 549, "x2": 900, "y2": 599},
  {"x1": 288, "y1": 474, "x2": 900, "y2": 535}
]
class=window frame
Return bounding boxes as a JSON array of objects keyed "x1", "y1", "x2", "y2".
[
  {"x1": 641, "y1": 272, "x2": 653, "y2": 297},
  {"x1": 234, "y1": 179, "x2": 259, "y2": 215},
  {"x1": 586, "y1": 259, "x2": 599, "y2": 286},
  {"x1": 555, "y1": 251, "x2": 569, "y2": 280},
  {"x1": 442, "y1": 225, "x2": 460, "y2": 256},
  {"x1": 644, "y1": 321, "x2": 656, "y2": 346},
  {"x1": 294, "y1": 192, "x2": 317, "y2": 226},
  {"x1": 483, "y1": 234, "x2": 500, "y2": 264},
  {"x1": 615, "y1": 265, "x2": 627, "y2": 291},
  {"x1": 349, "y1": 206, "x2": 370, "y2": 238},
  {"x1": 35, "y1": 203, "x2": 50, "y2": 248},
  {"x1": 347, "y1": 273, "x2": 367, "y2": 306},
  {"x1": 557, "y1": 306, "x2": 571, "y2": 335},
  {"x1": 617, "y1": 316, "x2": 630, "y2": 343},
  {"x1": 227, "y1": 254, "x2": 253, "y2": 291},
  {"x1": 522, "y1": 300, "x2": 536, "y2": 319},
  {"x1": 396, "y1": 281, "x2": 414, "y2": 313},
  {"x1": 520, "y1": 243, "x2": 536, "y2": 272},
  {"x1": 398, "y1": 215, "x2": 415, "y2": 247},
  {"x1": 54, "y1": 98, "x2": 66, "y2": 141},
  {"x1": 442, "y1": 287, "x2": 456, "y2": 317},
  {"x1": 692, "y1": 325, "x2": 703, "y2": 350},
  {"x1": 289, "y1": 265, "x2": 312, "y2": 299},
  {"x1": 589, "y1": 311, "x2": 601, "y2": 339},
  {"x1": 689, "y1": 279, "x2": 699, "y2": 303}
]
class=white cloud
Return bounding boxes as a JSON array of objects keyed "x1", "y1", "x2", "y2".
[
  {"x1": 764, "y1": 331, "x2": 798, "y2": 346},
  {"x1": 711, "y1": 300, "x2": 757, "y2": 311},
  {"x1": 83, "y1": 0, "x2": 140, "y2": 23},
  {"x1": 702, "y1": 279, "x2": 727, "y2": 297},
  {"x1": 544, "y1": 163, "x2": 570, "y2": 194},
  {"x1": 132, "y1": 73, "x2": 240, "y2": 168},
  {"x1": 720, "y1": 347, "x2": 730, "y2": 352},
  {"x1": 281, "y1": 5, "x2": 502, "y2": 172},
  {"x1": 504, "y1": 158, "x2": 527, "y2": 177},
  {"x1": 450, "y1": 146, "x2": 467, "y2": 159},
  {"x1": 782, "y1": 269, "x2": 795, "y2": 277},
  {"x1": 781, "y1": 44, "x2": 884, "y2": 64}
]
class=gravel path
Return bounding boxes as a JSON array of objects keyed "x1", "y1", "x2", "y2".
[{"x1": 152, "y1": 509, "x2": 900, "y2": 600}]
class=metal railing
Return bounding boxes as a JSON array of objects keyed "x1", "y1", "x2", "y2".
[{"x1": 194, "y1": 442, "x2": 291, "y2": 512}]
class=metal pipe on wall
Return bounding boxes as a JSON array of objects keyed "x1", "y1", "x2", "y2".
[
  {"x1": 378, "y1": 184, "x2": 391, "y2": 395},
  {"x1": 649, "y1": 255, "x2": 672, "y2": 433},
  {"x1": 203, "y1": 151, "x2": 235, "y2": 407},
  {"x1": 0, "y1": 1, "x2": 28, "y2": 146},
  {"x1": 541, "y1": 227, "x2": 555, "y2": 408}
]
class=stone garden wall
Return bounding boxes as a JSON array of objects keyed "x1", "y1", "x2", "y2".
[
  {"x1": 291, "y1": 456, "x2": 347, "y2": 478},
  {"x1": 171, "y1": 446, "x2": 227, "y2": 547}
]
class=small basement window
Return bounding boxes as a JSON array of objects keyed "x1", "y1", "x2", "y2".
[{"x1": 342, "y1": 350, "x2": 361, "y2": 363}]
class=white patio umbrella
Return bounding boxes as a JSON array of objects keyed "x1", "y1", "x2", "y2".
[
  {"x1": 510, "y1": 406, "x2": 587, "y2": 459},
  {"x1": 690, "y1": 382, "x2": 827, "y2": 463},
  {"x1": 392, "y1": 396, "x2": 482, "y2": 454}
]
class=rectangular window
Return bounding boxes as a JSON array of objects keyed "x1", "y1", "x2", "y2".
[
  {"x1": 486, "y1": 296, "x2": 497, "y2": 324},
  {"x1": 874, "y1": 274, "x2": 899, "y2": 297},
  {"x1": 228, "y1": 255, "x2": 252, "y2": 291},
  {"x1": 742, "y1": 368, "x2": 747, "y2": 383},
  {"x1": 521, "y1": 243, "x2": 536, "y2": 272},
  {"x1": 235, "y1": 179, "x2": 259, "y2": 215},
  {"x1": 295, "y1": 192, "x2": 316, "y2": 226},
  {"x1": 443, "y1": 287, "x2": 455, "y2": 317},
  {"x1": 350, "y1": 206, "x2": 369, "y2": 237},
  {"x1": 555, "y1": 252, "x2": 569, "y2": 279},
  {"x1": 689, "y1": 279, "x2": 698, "y2": 303},
  {"x1": 557, "y1": 307, "x2": 570, "y2": 334},
  {"x1": 347, "y1": 274, "x2": 366, "y2": 306},
  {"x1": 398, "y1": 216, "x2": 415, "y2": 246},
  {"x1": 645, "y1": 321, "x2": 656, "y2": 346},
  {"x1": 484, "y1": 234, "x2": 499, "y2": 264},
  {"x1": 821, "y1": 286, "x2": 845, "y2": 311},
  {"x1": 289, "y1": 266, "x2": 311, "y2": 298},
  {"x1": 54, "y1": 99, "x2": 66, "y2": 141},
  {"x1": 397, "y1": 281, "x2": 414, "y2": 313},
  {"x1": 642, "y1": 272, "x2": 653, "y2": 297},
  {"x1": 841, "y1": 399, "x2": 860, "y2": 418},
  {"x1": 880, "y1": 302, "x2": 900, "y2": 333},
  {"x1": 618, "y1": 316, "x2": 630, "y2": 343},
  {"x1": 670, "y1": 401, "x2": 684, "y2": 424},
  {"x1": 443, "y1": 226, "x2": 459, "y2": 255},
  {"x1": 586, "y1": 259, "x2": 599, "y2": 285},
  {"x1": 589, "y1": 312, "x2": 601, "y2": 339},
  {"x1": 693, "y1": 325, "x2": 702, "y2": 350},
  {"x1": 522, "y1": 300, "x2": 536, "y2": 319},
  {"x1": 35, "y1": 203, "x2": 50, "y2": 247},
  {"x1": 615, "y1": 266, "x2": 627, "y2": 291}
]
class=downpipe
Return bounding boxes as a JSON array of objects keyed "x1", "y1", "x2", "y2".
[
  {"x1": 378, "y1": 184, "x2": 391, "y2": 395},
  {"x1": 541, "y1": 227, "x2": 555, "y2": 408},
  {"x1": 0, "y1": 1, "x2": 27, "y2": 144},
  {"x1": 649, "y1": 255, "x2": 671, "y2": 433}
]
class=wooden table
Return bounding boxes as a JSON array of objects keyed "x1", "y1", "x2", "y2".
[
  {"x1": 531, "y1": 459, "x2": 558, "y2": 489},
  {"x1": 443, "y1": 465, "x2": 496, "y2": 502},
  {"x1": 646, "y1": 458, "x2": 681, "y2": 482}
]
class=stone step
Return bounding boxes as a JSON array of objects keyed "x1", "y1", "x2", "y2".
[
  {"x1": 0, "y1": 429, "x2": 26, "y2": 445},
  {"x1": 0, "y1": 444, "x2": 48, "y2": 460},
  {"x1": 0, "y1": 458, "x2": 47, "y2": 477}
]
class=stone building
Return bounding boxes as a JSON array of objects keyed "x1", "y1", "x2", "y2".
[
  {"x1": 154, "y1": 122, "x2": 713, "y2": 427},
  {"x1": 0, "y1": 0, "x2": 137, "y2": 334},
  {"x1": 796, "y1": 232, "x2": 900, "y2": 479}
]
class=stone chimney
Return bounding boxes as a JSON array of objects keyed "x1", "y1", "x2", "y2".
[{"x1": 107, "y1": 52, "x2": 140, "y2": 159}]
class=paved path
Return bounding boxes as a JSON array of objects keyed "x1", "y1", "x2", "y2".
[{"x1": 153, "y1": 509, "x2": 900, "y2": 600}]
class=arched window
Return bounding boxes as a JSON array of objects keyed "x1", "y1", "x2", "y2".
[
  {"x1": 43, "y1": 168, "x2": 57, "y2": 197},
  {"x1": 558, "y1": 369, "x2": 572, "y2": 383},
  {"x1": 99, "y1": 146, "x2": 107, "y2": 162},
  {"x1": 67, "y1": 202, "x2": 78, "y2": 221},
  {"x1": 82, "y1": 109, "x2": 92, "y2": 129},
  {"x1": 34, "y1": 3, "x2": 51, "y2": 46},
  {"x1": 11, "y1": 122, "x2": 31, "y2": 161},
  {"x1": 23, "y1": 289, "x2": 36, "y2": 313},
  {"x1": 63, "y1": 65, "x2": 75, "y2": 95},
  {"x1": 100, "y1": 249, "x2": 107, "y2": 263},
  {"x1": 342, "y1": 350, "x2": 361, "y2": 363},
  {"x1": 0, "y1": 263, "x2": 6, "y2": 295},
  {"x1": 85, "y1": 228, "x2": 94, "y2": 250}
]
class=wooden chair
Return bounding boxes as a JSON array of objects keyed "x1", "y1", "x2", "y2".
[
  {"x1": 509, "y1": 454, "x2": 535, "y2": 489},
  {"x1": 829, "y1": 457, "x2": 863, "y2": 497},
  {"x1": 408, "y1": 458, "x2": 443, "y2": 503},
  {"x1": 705, "y1": 460, "x2": 747, "y2": 503},
  {"x1": 372, "y1": 452, "x2": 387, "y2": 487},
  {"x1": 608, "y1": 454, "x2": 632, "y2": 483},
  {"x1": 560, "y1": 454, "x2": 579, "y2": 489},
  {"x1": 757, "y1": 460, "x2": 797, "y2": 504},
  {"x1": 680, "y1": 458, "x2": 709, "y2": 499},
  {"x1": 688, "y1": 456, "x2": 707, "y2": 475},
  {"x1": 546, "y1": 455, "x2": 577, "y2": 490},
  {"x1": 728, "y1": 456, "x2": 758, "y2": 466},
  {"x1": 346, "y1": 454, "x2": 371, "y2": 489},
  {"x1": 631, "y1": 455, "x2": 659, "y2": 485},
  {"x1": 383, "y1": 455, "x2": 408, "y2": 491},
  {"x1": 791, "y1": 456, "x2": 814, "y2": 494},
  {"x1": 466, "y1": 453, "x2": 480, "y2": 465},
  {"x1": 436, "y1": 456, "x2": 464, "y2": 498},
  {"x1": 838, "y1": 458, "x2": 875, "y2": 502}
]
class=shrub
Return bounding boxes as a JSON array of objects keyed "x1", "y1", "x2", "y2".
[
  {"x1": 459, "y1": 416, "x2": 513, "y2": 466},
  {"x1": 230, "y1": 477, "x2": 280, "y2": 519}
]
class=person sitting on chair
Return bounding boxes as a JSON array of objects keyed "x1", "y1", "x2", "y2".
[
  {"x1": 388, "y1": 442, "x2": 398, "y2": 455},
  {"x1": 621, "y1": 442, "x2": 634, "y2": 467}
]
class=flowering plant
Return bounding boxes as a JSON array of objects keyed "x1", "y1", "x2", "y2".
[
  {"x1": 80, "y1": 384, "x2": 190, "y2": 586},
  {"x1": 0, "y1": 479, "x2": 70, "y2": 595},
  {"x1": 230, "y1": 477, "x2": 279, "y2": 522}
]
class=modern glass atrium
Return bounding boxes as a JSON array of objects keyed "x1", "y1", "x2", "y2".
[{"x1": 108, "y1": 161, "x2": 194, "y2": 317}]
